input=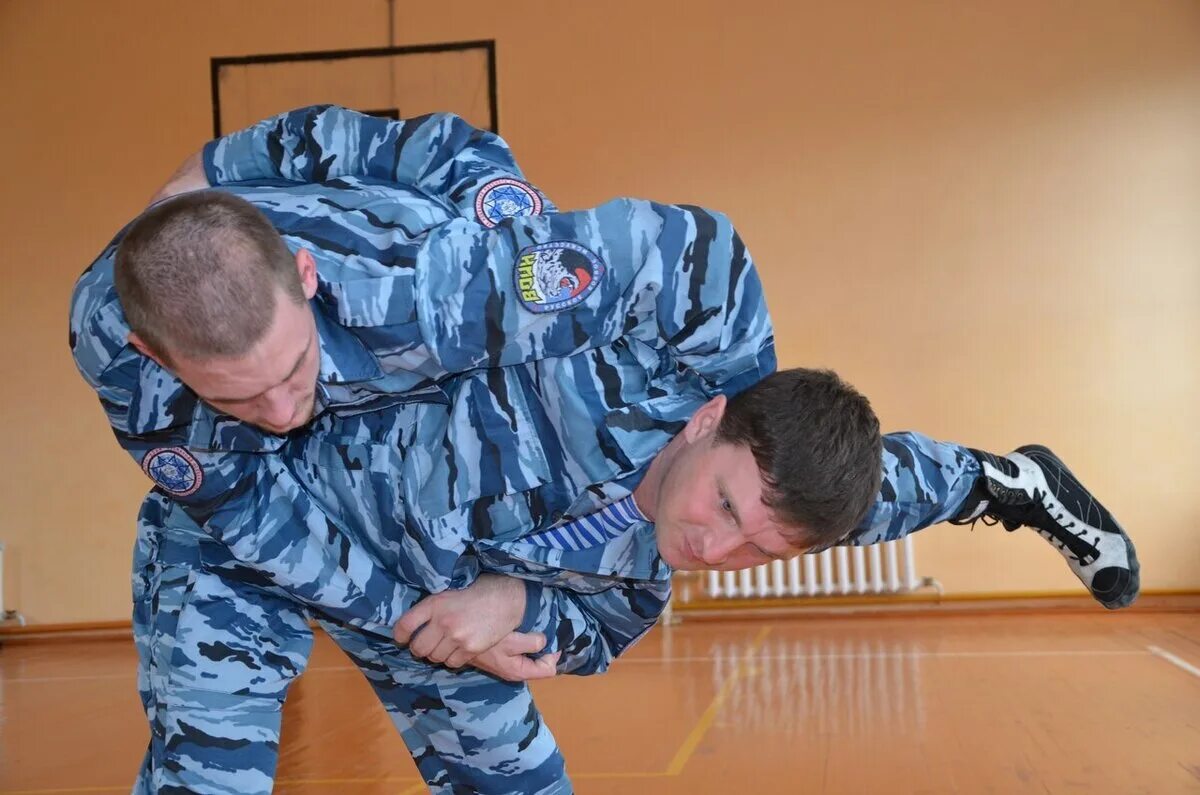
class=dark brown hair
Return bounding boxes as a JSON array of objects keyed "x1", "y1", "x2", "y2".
[{"x1": 716, "y1": 368, "x2": 883, "y2": 551}]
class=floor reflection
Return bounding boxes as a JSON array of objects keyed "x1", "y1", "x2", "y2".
[{"x1": 707, "y1": 635, "x2": 927, "y2": 739}]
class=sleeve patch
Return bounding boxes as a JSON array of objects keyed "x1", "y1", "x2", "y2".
[
  {"x1": 514, "y1": 242, "x2": 605, "y2": 314},
  {"x1": 475, "y1": 178, "x2": 544, "y2": 227},
  {"x1": 141, "y1": 447, "x2": 203, "y2": 497}
]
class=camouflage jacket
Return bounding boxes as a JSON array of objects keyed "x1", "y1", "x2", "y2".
[{"x1": 70, "y1": 106, "x2": 776, "y2": 673}]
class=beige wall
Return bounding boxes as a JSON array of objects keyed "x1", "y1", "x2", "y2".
[{"x1": 1, "y1": 0, "x2": 1196, "y2": 624}]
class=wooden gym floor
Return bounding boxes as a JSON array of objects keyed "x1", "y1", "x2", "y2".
[{"x1": 2, "y1": 609, "x2": 1199, "y2": 794}]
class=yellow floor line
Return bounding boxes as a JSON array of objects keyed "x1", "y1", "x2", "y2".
[{"x1": 664, "y1": 625, "x2": 772, "y2": 776}]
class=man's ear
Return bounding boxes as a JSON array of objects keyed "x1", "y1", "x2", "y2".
[
  {"x1": 295, "y1": 249, "x2": 318, "y2": 300},
  {"x1": 128, "y1": 332, "x2": 169, "y2": 369},
  {"x1": 683, "y1": 394, "x2": 728, "y2": 443}
]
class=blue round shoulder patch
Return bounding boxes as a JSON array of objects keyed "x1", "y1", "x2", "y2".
[
  {"x1": 475, "y1": 178, "x2": 543, "y2": 227},
  {"x1": 141, "y1": 447, "x2": 203, "y2": 497},
  {"x1": 514, "y1": 241, "x2": 605, "y2": 314}
]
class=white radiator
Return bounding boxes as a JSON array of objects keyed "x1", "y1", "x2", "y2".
[{"x1": 684, "y1": 536, "x2": 927, "y2": 603}]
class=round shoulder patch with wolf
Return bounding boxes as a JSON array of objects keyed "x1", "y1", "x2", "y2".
[
  {"x1": 475, "y1": 178, "x2": 544, "y2": 227},
  {"x1": 141, "y1": 447, "x2": 203, "y2": 497},
  {"x1": 514, "y1": 241, "x2": 605, "y2": 314}
]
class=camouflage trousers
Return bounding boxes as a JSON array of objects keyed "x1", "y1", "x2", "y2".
[
  {"x1": 125, "y1": 431, "x2": 977, "y2": 794},
  {"x1": 130, "y1": 495, "x2": 569, "y2": 795},
  {"x1": 850, "y1": 431, "x2": 982, "y2": 544}
]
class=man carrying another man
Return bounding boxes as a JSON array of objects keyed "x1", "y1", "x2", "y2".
[{"x1": 71, "y1": 106, "x2": 1138, "y2": 794}]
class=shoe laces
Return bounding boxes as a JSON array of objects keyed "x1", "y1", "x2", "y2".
[
  {"x1": 961, "y1": 512, "x2": 1084, "y2": 564},
  {"x1": 959, "y1": 511, "x2": 1021, "y2": 533}
]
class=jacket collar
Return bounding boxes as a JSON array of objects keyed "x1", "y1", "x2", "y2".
[
  {"x1": 311, "y1": 294, "x2": 383, "y2": 386},
  {"x1": 476, "y1": 520, "x2": 671, "y2": 585}
]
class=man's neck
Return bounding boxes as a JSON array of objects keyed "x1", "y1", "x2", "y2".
[{"x1": 632, "y1": 432, "x2": 683, "y2": 522}]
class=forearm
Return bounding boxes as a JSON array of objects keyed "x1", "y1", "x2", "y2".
[
  {"x1": 136, "y1": 442, "x2": 423, "y2": 639},
  {"x1": 517, "y1": 579, "x2": 671, "y2": 675},
  {"x1": 192, "y1": 495, "x2": 422, "y2": 639},
  {"x1": 203, "y1": 105, "x2": 555, "y2": 220}
]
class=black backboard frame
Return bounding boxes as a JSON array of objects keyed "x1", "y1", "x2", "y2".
[{"x1": 210, "y1": 40, "x2": 498, "y2": 137}]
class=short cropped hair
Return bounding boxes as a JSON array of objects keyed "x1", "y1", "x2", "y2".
[
  {"x1": 715, "y1": 368, "x2": 883, "y2": 551},
  {"x1": 114, "y1": 191, "x2": 304, "y2": 362}
]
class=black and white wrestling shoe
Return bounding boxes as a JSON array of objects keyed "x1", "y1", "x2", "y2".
[{"x1": 951, "y1": 445, "x2": 1139, "y2": 609}]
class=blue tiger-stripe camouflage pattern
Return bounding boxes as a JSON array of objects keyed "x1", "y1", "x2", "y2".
[{"x1": 70, "y1": 106, "x2": 979, "y2": 794}]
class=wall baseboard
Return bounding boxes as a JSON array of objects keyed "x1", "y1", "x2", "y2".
[
  {"x1": 0, "y1": 619, "x2": 133, "y2": 643},
  {"x1": 672, "y1": 590, "x2": 1200, "y2": 621}
]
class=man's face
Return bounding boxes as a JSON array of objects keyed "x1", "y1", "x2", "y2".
[
  {"x1": 650, "y1": 400, "x2": 807, "y2": 571},
  {"x1": 172, "y1": 294, "x2": 322, "y2": 434},
  {"x1": 131, "y1": 250, "x2": 322, "y2": 435}
]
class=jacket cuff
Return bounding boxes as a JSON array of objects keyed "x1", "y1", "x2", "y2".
[{"x1": 517, "y1": 580, "x2": 545, "y2": 634}]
